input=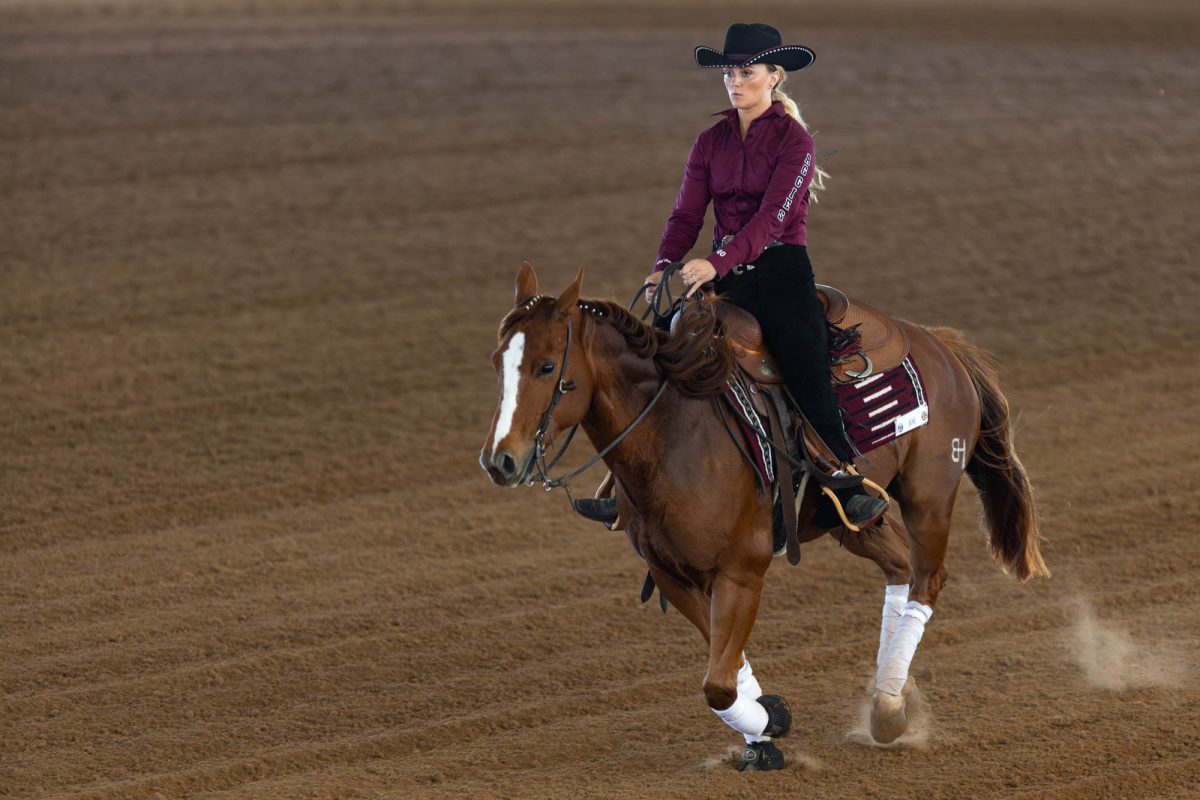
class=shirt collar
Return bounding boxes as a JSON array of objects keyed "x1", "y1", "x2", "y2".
[{"x1": 712, "y1": 100, "x2": 786, "y2": 123}]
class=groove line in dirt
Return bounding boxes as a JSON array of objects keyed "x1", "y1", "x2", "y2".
[
  {"x1": 9, "y1": 552, "x2": 1196, "y2": 724},
  {"x1": 5, "y1": 472, "x2": 1196, "y2": 641},
  {"x1": 7, "y1": 5, "x2": 1197, "y2": 798},
  {"x1": 28, "y1": 663, "x2": 719, "y2": 800}
]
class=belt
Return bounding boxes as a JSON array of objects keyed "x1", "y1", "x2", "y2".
[{"x1": 712, "y1": 234, "x2": 787, "y2": 276}]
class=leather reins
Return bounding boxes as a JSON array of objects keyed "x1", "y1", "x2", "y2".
[
  {"x1": 525, "y1": 261, "x2": 691, "y2": 497},
  {"x1": 527, "y1": 318, "x2": 669, "y2": 498}
]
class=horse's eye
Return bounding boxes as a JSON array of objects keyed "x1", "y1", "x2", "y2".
[{"x1": 539, "y1": 361, "x2": 556, "y2": 376}]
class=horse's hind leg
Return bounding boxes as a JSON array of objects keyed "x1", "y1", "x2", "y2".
[
  {"x1": 882, "y1": 481, "x2": 956, "y2": 695},
  {"x1": 835, "y1": 514, "x2": 913, "y2": 682},
  {"x1": 868, "y1": 472, "x2": 957, "y2": 742}
]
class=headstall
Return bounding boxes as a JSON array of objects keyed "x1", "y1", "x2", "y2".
[{"x1": 524, "y1": 303, "x2": 669, "y2": 498}]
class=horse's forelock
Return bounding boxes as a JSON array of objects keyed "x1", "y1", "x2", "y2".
[{"x1": 498, "y1": 294, "x2": 552, "y2": 342}]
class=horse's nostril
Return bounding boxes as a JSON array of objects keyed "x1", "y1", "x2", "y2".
[
  {"x1": 499, "y1": 453, "x2": 517, "y2": 478},
  {"x1": 487, "y1": 448, "x2": 525, "y2": 484}
]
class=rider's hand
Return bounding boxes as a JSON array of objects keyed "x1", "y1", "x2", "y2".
[
  {"x1": 681, "y1": 258, "x2": 717, "y2": 298},
  {"x1": 643, "y1": 270, "x2": 663, "y2": 305}
]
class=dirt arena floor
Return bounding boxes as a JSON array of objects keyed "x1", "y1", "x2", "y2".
[{"x1": 3, "y1": 1, "x2": 1199, "y2": 797}]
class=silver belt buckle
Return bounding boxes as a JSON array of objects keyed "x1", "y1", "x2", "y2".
[{"x1": 722, "y1": 237, "x2": 785, "y2": 276}]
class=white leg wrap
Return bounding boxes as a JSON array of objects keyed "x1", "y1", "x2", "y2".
[
  {"x1": 877, "y1": 585, "x2": 910, "y2": 672},
  {"x1": 737, "y1": 658, "x2": 762, "y2": 698},
  {"x1": 876, "y1": 601, "x2": 933, "y2": 695},
  {"x1": 736, "y1": 659, "x2": 769, "y2": 744},
  {"x1": 712, "y1": 692, "x2": 768, "y2": 738}
]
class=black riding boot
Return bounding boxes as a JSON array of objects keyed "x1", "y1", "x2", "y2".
[
  {"x1": 833, "y1": 482, "x2": 888, "y2": 528},
  {"x1": 717, "y1": 245, "x2": 887, "y2": 531},
  {"x1": 811, "y1": 474, "x2": 887, "y2": 530},
  {"x1": 573, "y1": 496, "x2": 618, "y2": 525}
]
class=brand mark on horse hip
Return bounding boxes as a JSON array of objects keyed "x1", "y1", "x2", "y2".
[{"x1": 950, "y1": 437, "x2": 966, "y2": 465}]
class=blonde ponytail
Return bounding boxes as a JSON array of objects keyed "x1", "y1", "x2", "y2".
[{"x1": 769, "y1": 66, "x2": 830, "y2": 204}]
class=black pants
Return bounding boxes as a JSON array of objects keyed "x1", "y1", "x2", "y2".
[{"x1": 714, "y1": 244, "x2": 855, "y2": 463}]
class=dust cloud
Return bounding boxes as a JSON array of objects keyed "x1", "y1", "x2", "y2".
[
  {"x1": 844, "y1": 686, "x2": 934, "y2": 751},
  {"x1": 1071, "y1": 599, "x2": 1190, "y2": 691}
]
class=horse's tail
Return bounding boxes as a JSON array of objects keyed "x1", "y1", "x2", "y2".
[{"x1": 930, "y1": 327, "x2": 1050, "y2": 582}]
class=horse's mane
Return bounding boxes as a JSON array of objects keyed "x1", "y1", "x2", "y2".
[{"x1": 499, "y1": 295, "x2": 734, "y2": 398}]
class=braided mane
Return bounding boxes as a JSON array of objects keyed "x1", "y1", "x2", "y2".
[{"x1": 500, "y1": 294, "x2": 733, "y2": 398}]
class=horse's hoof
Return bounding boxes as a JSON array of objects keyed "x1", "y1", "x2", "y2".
[
  {"x1": 757, "y1": 694, "x2": 792, "y2": 738},
  {"x1": 737, "y1": 740, "x2": 785, "y2": 772},
  {"x1": 870, "y1": 677, "x2": 916, "y2": 744}
]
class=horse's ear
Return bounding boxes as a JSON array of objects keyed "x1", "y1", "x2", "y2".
[
  {"x1": 554, "y1": 268, "x2": 584, "y2": 316},
  {"x1": 515, "y1": 261, "x2": 539, "y2": 306}
]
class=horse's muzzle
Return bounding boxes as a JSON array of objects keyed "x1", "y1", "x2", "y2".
[{"x1": 480, "y1": 446, "x2": 533, "y2": 487}]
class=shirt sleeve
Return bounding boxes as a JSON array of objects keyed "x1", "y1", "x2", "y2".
[
  {"x1": 706, "y1": 126, "x2": 815, "y2": 277},
  {"x1": 654, "y1": 134, "x2": 711, "y2": 272}
]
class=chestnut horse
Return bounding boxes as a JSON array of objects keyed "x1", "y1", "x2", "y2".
[{"x1": 480, "y1": 263, "x2": 1048, "y2": 770}]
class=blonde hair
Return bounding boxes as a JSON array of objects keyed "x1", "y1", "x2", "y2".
[{"x1": 768, "y1": 65, "x2": 829, "y2": 204}]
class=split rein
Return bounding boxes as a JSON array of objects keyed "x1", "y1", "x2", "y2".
[{"x1": 524, "y1": 263, "x2": 692, "y2": 498}]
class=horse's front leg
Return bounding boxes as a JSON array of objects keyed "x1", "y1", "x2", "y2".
[
  {"x1": 648, "y1": 564, "x2": 780, "y2": 754},
  {"x1": 646, "y1": 563, "x2": 709, "y2": 642},
  {"x1": 705, "y1": 570, "x2": 791, "y2": 770}
]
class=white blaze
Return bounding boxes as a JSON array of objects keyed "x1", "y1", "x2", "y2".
[{"x1": 492, "y1": 332, "x2": 526, "y2": 456}]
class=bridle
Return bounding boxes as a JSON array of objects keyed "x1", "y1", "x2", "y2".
[
  {"x1": 520, "y1": 260, "x2": 691, "y2": 494},
  {"x1": 520, "y1": 262, "x2": 690, "y2": 497},
  {"x1": 526, "y1": 313, "x2": 669, "y2": 498}
]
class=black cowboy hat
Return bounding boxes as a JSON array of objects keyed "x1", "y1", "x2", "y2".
[{"x1": 694, "y1": 23, "x2": 814, "y2": 72}]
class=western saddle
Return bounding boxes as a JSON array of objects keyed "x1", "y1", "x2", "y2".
[
  {"x1": 596, "y1": 286, "x2": 907, "y2": 568},
  {"x1": 719, "y1": 284, "x2": 910, "y2": 386}
]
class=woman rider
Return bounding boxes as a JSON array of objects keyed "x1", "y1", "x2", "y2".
[{"x1": 578, "y1": 23, "x2": 887, "y2": 530}]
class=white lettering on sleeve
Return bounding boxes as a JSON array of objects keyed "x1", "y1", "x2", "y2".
[{"x1": 776, "y1": 152, "x2": 813, "y2": 222}]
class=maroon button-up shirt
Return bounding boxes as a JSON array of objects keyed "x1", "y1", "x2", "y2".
[{"x1": 654, "y1": 101, "x2": 816, "y2": 278}]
